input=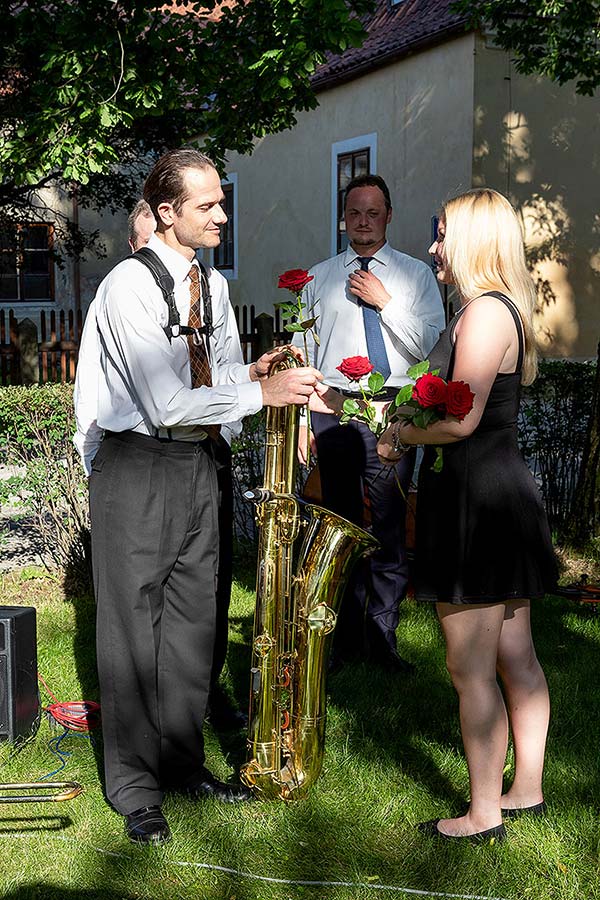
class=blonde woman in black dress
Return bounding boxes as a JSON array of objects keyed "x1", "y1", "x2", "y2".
[{"x1": 378, "y1": 188, "x2": 557, "y2": 843}]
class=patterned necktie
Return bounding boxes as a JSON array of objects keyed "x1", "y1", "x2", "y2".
[
  {"x1": 356, "y1": 256, "x2": 391, "y2": 382},
  {"x1": 188, "y1": 265, "x2": 212, "y2": 388},
  {"x1": 188, "y1": 265, "x2": 220, "y2": 440}
]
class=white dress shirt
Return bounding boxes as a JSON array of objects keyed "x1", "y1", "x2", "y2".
[
  {"x1": 74, "y1": 233, "x2": 260, "y2": 474},
  {"x1": 293, "y1": 242, "x2": 445, "y2": 390}
]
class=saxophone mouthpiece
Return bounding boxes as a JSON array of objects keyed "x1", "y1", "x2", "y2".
[{"x1": 243, "y1": 488, "x2": 275, "y2": 504}]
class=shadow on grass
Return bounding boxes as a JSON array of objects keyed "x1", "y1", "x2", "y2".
[
  {"x1": 0, "y1": 814, "x2": 72, "y2": 833},
  {"x1": 64, "y1": 585, "x2": 106, "y2": 799}
]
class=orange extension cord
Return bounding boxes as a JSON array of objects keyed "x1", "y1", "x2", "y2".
[{"x1": 37, "y1": 673, "x2": 101, "y2": 733}]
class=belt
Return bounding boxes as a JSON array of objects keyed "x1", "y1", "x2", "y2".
[
  {"x1": 104, "y1": 430, "x2": 212, "y2": 452},
  {"x1": 337, "y1": 387, "x2": 399, "y2": 402}
]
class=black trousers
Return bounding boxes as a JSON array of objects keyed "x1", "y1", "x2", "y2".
[
  {"x1": 89, "y1": 430, "x2": 219, "y2": 815},
  {"x1": 311, "y1": 412, "x2": 415, "y2": 659}
]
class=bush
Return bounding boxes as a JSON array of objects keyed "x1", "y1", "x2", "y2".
[
  {"x1": 519, "y1": 359, "x2": 596, "y2": 536},
  {"x1": 0, "y1": 384, "x2": 91, "y2": 593}
]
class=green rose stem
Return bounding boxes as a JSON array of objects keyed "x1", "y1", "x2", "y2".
[{"x1": 276, "y1": 276, "x2": 320, "y2": 468}]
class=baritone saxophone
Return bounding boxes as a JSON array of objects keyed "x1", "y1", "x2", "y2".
[{"x1": 240, "y1": 351, "x2": 379, "y2": 801}]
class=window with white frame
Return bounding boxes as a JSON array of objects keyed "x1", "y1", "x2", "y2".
[
  {"x1": 0, "y1": 223, "x2": 54, "y2": 302},
  {"x1": 331, "y1": 134, "x2": 377, "y2": 256},
  {"x1": 213, "y1": 173, "x2": 237, "y2": 278}
]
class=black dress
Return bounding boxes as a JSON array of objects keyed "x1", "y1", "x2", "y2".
[{"x1": 414, "y1": 292, "x2": 558, "y2": 605}]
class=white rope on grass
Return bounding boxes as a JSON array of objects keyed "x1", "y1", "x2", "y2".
[{"x1": 3, "y1": 832, "x2": 511, "y2": 900}]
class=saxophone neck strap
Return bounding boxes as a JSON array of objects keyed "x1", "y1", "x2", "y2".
[{"x1": 132, "y1": 247, "x2": 215, "y2": 344}]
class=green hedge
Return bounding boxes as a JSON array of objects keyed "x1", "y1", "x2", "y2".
[
  {"x1": 0, "y1": 360, "x2": 595, "y2": 570},
  {"x1": 0, "y1": 383, "x2": 76, "y2": 460}
]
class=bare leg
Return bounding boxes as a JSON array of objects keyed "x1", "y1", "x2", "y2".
[
  {"x1": 496, "y1": 600, "x2": 549, "y2": 809},
  {"x1": 435, "y1": 602, "x2": 507, "y2": 836}
]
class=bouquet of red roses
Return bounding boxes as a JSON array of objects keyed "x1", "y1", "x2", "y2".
[
  {"x1": 337, "y1": 356, "x2": 474, "y2": 472},
  {"x1": 388, "y1": 360, "x2": 474, "y2": 471}
]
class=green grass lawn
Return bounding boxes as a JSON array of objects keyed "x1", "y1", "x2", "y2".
[{"x1": 0, "y1": 562, "x2": 599, "y2": 900}]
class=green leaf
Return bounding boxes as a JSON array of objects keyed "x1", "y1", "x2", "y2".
[
  {"x1": 284, "y1": 323, "x2": 305, "y2": 333},
  {"x1": 407, "y1": 360, "x2": 430, "y2": 380},
  {"x1": 421, "y1": 407, "x2": 442, "y2": 428},
  {"x1": 342, "y1": 399, "x2": 361, "y2": 415},
  {"x1": 394, "y1": 384, "x2": 413, "y2": 406},
  {"x1": 368, "y1": 371, "x2": 385, "y2": 394},
  {"x1": 432, "y1": 446, "x2": 444, "y2": 473}
]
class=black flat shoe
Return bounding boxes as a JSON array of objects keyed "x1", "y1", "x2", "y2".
[
  {"x1": 125, "y1": 806, "x2": 171, "y2": 845},
  {"x1": 185, "y1": 770, "x2": 254, "y2": 803},
  {"x1": 501, "y1": 800, "x2": 547, "y2": 819},
  {"x1": 418, "y1": 818, "x2": 506, "y2": 845}
]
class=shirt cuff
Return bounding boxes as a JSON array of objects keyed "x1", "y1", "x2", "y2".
[{"x1": 236, "y1": 379, "x2": 264, "y2": 417}]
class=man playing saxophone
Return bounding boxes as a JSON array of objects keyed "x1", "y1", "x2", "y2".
[{"x1": 74, "y1": 148, "x2": 330, "y2": 845}]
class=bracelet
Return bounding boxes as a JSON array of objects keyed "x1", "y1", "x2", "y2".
[{"x1": 392, "y1": 425, "x2": 410, "y2": 454}]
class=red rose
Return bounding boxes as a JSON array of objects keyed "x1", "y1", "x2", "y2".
[
  {"x1": 412, "y1": 373, "x2": 448, "y2": 408},
  {"x1": 336, "y1": 356, "x2": 374, "y2": 382},
  {"x1": 278, "y1": 268, "x2": 314, "y2": 293},
  {"x1": 446, "y1": 380, "x2": 475, "y2": 421}
]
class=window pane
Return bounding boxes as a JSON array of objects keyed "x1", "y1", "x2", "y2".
[
  {"x1": 214, "y1": 184, "x2": 234, "y2": 270},
  {"x1": 0, "y1": 227, "x2": 16, "y2": 252},
  {"x1": 336, "y1": 147, "x2": 371, "y2": 253},
  {"x1": 338, "y1": 155, "x2": 353, "y2": 189},
  {"x1": 23, "y1": 225, "x2": 50, "y2": 250},
  {"x1": 0, "y1": 274, "x2": 18, "y2": 299},
  {"x1": 354, "y1": 152, "x2": 369, "y2": 177},
  {"x1": 23, "y1": 250, "x2": 49, "y2": 274},
  {"x1": 0, "y1": 250, "x2": 17, "y2": 275},
  {"x1": 23, "y1": 274, "x2": 50, "y2": 299}
]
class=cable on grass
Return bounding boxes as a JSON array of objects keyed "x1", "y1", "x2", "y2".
[
  {"x1": 4, "y1": 834, "x2": 514, "y2": 900},
  {"x1": 37, "y1": 672, "x2": 101, "y2": 780},
  {"x1": 38, "y1": 673, "x2": 101, "y2": 733}
]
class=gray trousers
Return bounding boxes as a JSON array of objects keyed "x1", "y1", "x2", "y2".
[{"x1": 89, "y1": 430, "x2": 219, "y2": 815}]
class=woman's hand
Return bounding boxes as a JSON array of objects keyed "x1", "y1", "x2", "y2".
[{"x1": 377, "y1": 423, "x2": 410, "y2": 465}]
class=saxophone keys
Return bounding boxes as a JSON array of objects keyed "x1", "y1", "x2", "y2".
[
  {"x1": 307, "y1": 603, "x2": 337, "y2": 635},
  {"x1": 254, "y1": 630, "x2": 275, "y2": 657}
]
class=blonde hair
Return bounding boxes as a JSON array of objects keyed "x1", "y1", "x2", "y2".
[{"x1": 442, "y1": 188, "x2": 538, "y2": 385}]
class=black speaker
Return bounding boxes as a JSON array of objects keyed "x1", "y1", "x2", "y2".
[{"x1": 0, "y1": 607, "x2": 39, "y2": 743}]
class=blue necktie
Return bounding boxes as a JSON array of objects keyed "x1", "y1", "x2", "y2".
[{"x1": 356, "y1": 256, "x2": 391, "y2": 382}]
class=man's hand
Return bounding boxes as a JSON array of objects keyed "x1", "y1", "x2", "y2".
[
  {"x1": 297, "y1": 425, "x2": 317, "y2": 465},
  {"x1": 348, "y1": 270, "x2": 391, "y2": 310},
  {"x1": 260, "y1": 366, "x2": 322, "y2": 407},
  {"x1": 308, "y1": 383, "x2": 344, "y2": 415},
  {"x1": 250, "y1": 345, "x2": 304, "y2": 381}
]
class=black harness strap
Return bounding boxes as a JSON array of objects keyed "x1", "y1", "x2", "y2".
[{"x1": 132, "y1": 247, "x2": 214, "y2": 352}]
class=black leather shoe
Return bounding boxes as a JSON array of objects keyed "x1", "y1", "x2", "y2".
[
  {"x1": 501, "y1": 800, "x2": 546, "y2": 819},
  {"x1": 418, "y1": 818, "x2": 506, "y2": 845},
  {"x1": 125, "y1": 806, "x2": 171, "y2": 845},
  {"x1": 185, "y1": 770, "x2": 254, "y2": 803},
  {"x1": 377, "y1": 649, "x2": 416, "y2": 675}
]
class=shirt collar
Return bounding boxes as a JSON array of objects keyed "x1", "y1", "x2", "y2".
[
  {"x1": 147, "y1": 233, "x2": 198, "y2": 285},
  {"x1": 343, "y1": 241, "x2": 391, "y2": 269}
]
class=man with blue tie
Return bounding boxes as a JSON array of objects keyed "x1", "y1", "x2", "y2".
[{"x1": 296, "y1": 174, "x2": 445, "y2": 673}]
